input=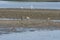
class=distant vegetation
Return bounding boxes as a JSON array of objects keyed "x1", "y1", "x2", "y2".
[{"x1": 3, "y1": 0, "x2": 60, "y2": 2}]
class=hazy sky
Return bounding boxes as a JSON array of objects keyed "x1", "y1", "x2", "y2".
[{"x1": 0, "y1": 1, "x2": 60, "y2": 9}]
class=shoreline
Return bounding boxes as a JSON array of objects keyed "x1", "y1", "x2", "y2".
[{"x1": 0, "y1": 19, "x2": 60, "y2": 28}]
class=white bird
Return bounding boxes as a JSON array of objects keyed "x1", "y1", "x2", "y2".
[
  {"x1": 26, "y1": 16, "x2": 30, "y2": 20},
  {"x1": 48, "y1": 17, "x2": 50, "y2": 20}
]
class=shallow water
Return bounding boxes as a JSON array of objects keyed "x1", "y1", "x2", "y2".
[
  {"x1": 0, "y1": 26, "x2": 60, "y2": 40},
  {"x1": 0, "y1": 26, "x2": 60, "y2": 35},
  {"x1": 0, "y1": 30, "x2": 60, "y2": 40},
  {"x1": 0, "y1": 1, "x2": 60, "y2": 9},
  {"x1": 51, "y1": 20, "x2": 60, "y2": 22}
]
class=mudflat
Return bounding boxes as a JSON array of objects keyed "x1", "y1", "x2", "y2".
[
  {"x1": 0, "y1": 8, "x2": 60, "y2": 19},
  {"x1": 0, "y1": 8, "x2": 60, "y2": 28},
  {"x1": 0, "y1": 19, "x2": 60, "y2": 28}
]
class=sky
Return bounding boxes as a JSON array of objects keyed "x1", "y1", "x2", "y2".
[{"x1": 0, "y1": 1, "x2": 60, "y2": 9}]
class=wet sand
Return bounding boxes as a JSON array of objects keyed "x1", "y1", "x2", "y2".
[
  {"x1": 0, "y1": 19, "x2": 60, "y2": 28},
  {"x1": 0, "y1": 9, "x2": 60, "y2": 20}
]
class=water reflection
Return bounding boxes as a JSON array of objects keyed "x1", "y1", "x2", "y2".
[{"x1": 0, "y1": 27, "x2": 60, "y2": 35}]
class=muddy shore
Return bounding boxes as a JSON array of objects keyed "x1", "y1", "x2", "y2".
[
  {"x1": 0, "y1": 19, "x2": 60, "y2": 28},
  {"x1": 0, "y1": 8, "x2": 60, "y2": 28},
  {"x1": 0, "y1": 9, "x2": 60, "y2": 20}
]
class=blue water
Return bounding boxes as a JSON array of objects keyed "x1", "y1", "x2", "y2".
[
  {"x1": 0, "y1": 29, "x2": 60, "y2": 40},
  {"x1": 0, "y1": 1, "x2": 60, "y2": 9},
  {"x1": 0, "y1": 25, "x2": 60, "y2": 40}
]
